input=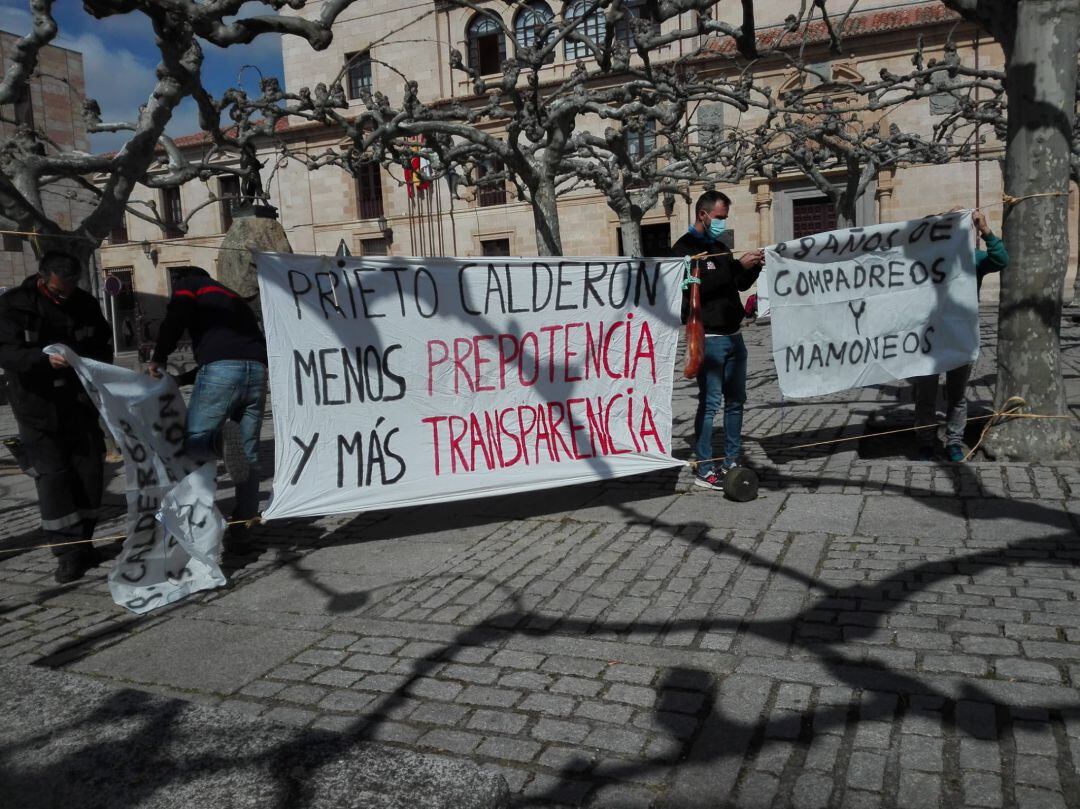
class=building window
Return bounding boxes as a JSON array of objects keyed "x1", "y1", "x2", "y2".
[
  {"x1": 219, "y1": 174, "x2": 241, "y2": 232},
  {"x1": 468, "y1": 12, "x2": 506, "y2": 75},
  {"x1": 617, "y1": 223, "x2": 670, "y2": 256},
  {"x1": 361, "y1": 237, "x2": 388, "y2": 256},
  {"x1": 346, "y1": 51, "x2": 373, "y2": 100},
  {"x1": 614, "y1": 0, "x2": 658, "y2": 44},
  {"x1": 792, "y1": 197, "x2": 837, "y2": 239},
  {"x1": 514, "y1": 1, "x2": 554, "y2": 61},
  {"x1": 627, "y1": 119, "x2": 656, "y2": 163},
  {"x1": 109, "y1": 214, "x2": 129, "y2": 245},
  {"x1": 564, "y1": 0, "x2": 606, "y2": 60},
  {"x1": 626, "y1": 119, "x2": 656, "y2": 187},
  {"x1": 476, "y1": 158, "x2": 507, "y2": 207},
  {"x1": 2, "y1": 233, "x2": 25, "y2": 252},
  {"x1": 355, "y1": 162, "x2": 384, "y2": 220},
  {"x1": 161, "y1": 186, "x2": 183, "y2": 239},
  {"x1": 481, "y1": 238, "x2": 511, "y2": 256}
]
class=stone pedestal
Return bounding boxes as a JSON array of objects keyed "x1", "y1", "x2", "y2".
[{"x1": 217, "y1": 206, "x2": 292, "y2": 314}]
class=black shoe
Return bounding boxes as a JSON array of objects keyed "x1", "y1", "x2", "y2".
[
  {"x1": 54, "y1": 546, "x2": 99, "y2": 584},
  {"x1": 224, "y1": 523, "x2": 253, "y2": 556}
]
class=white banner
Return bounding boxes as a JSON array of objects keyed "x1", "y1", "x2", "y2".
[
  {"x1": 764, "y1": 212, "x2": 979, "y2": 398},
  {"x1": 256, "y1": 253, "x2": 685, "y2": 520},
  {"x1": 45, "y1": 346, "x2": 226, "y2": 614}
]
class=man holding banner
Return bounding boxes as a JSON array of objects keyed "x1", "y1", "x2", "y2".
[
  {"x1": 912, "y1": 209, "x2": 1009, "y2": 461},
  {"x1": 671, "y1": 191, "x2": 764, "y2": 490},
  {"x1": 0, "y1": 253, "x2": 113, "y2": 582},
  {"x1": 148, "y1": 266, "x2": 267, "y2": 553}
]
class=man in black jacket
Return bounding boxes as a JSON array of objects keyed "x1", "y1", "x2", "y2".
[
  {"x1": 0, "y1": 252, "x2": 113, "y2": 582},
  {"x1": 147, "y1": 267, "x2": 267, "y2": 552},
  {"x1": 671, "y1": 191, "x2": 764, "y2": 491}
]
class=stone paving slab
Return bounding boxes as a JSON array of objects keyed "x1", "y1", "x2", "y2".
[
  {"x1": 0, "y1": 661, "x2": 509, "y2": 809},
  {"x1": 69, "y1": 617, "x2": 322, "y2": 694},
  {"x1": 1, "y1": 309, "x2": 1079, "y2": 807}
]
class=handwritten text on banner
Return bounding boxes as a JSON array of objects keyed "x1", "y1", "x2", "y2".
[
  {"x1": 764, "y1": 212, "x2": 979, "y2": 398},
  {"x1": 256, "y1": 254, "x2": 685, "y2": 520}
]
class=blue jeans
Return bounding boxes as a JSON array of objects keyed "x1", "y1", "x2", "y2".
[
  {"x1": 186, "y1": 360, "x2": 267, "y2": 520},
  {"x1": 693, "y1": 333, "x2": 748, "y2": 476},
  {"x1": 913, "y1": 363, "x2": 972, "y2": 448}
]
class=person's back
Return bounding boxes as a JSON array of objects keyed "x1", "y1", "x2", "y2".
[
  {"x1": 152, "y1": 268, "x2": 266, "y2": 368},
  {"x1": 148, "y1": 267, "x2": 267, "y2": 554}
]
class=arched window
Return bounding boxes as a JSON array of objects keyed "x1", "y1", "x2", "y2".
[
  {"x1": 514, "y1": 0, "x2": 555, "y2": 63},
  {"x1": 564, "y1": 0, "x2": 606, "y2": 60},
  {"x1": 467, "y1": 12, "x2": 506, "y2": 75}
]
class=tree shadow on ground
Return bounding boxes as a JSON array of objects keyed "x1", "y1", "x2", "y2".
[{"x1": 11, "y1": 462, "x2": 1080, "y2": 807}]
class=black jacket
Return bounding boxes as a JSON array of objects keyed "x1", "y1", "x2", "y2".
[
  {"x1": 0, "y1": 275, "x2": 113, "y2": 429},
  {"x1": 671, "y1": 229, "x2": 761, "y2": 336},
  {"x1": 152, "y1": 272, "x2": 267, "y2": 367}
]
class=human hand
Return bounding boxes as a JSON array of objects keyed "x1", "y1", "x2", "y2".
[
  {"x1": 972, "y1": 209, "x2": 991, "y2": 236},
  {"x1": 739, "y1": 249, "x2": 764, "y2": 270},
  {"x1": 47, "y1": 354, "x2": 69, "y2": 369},
  {"x1": 145, "y1": 361, "x2": 163, "y2": 379}
]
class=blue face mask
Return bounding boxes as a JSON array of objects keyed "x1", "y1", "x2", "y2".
[{"x1": 709, "y1": 218, "x2": 727, "y2": 239}]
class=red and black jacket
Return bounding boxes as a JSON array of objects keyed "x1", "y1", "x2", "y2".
[{"x1": 152, "y1": 272, "x2": 267, "y2": 367}]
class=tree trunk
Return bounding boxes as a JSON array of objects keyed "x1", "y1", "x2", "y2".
[
  {"x1": 618, "y1": 209, "x2": 643, "y2": 257},
  {"x1": 985, "y1": 0, "x2": 1079, "y2": 459},
  {"x1": 1072, "y1": 178, "x2": 1080, "y2": 306},
  {"x1": 531, "y1": 180, "x2": 563, "y2": 256}
]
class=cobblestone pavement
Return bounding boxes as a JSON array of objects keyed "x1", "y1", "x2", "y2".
[{"x1": 1, "y1": 308, "x2": 1079, "y2": 808}]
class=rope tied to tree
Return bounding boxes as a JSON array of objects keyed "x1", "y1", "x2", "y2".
[
  {"x1": 1001, "y1": 191, "x2": 1069, "y2": 207},
  {"x1": 689, "y1": 395, "x2": 1071, "y2": 471},
  {"x1": 961, "y1": 395, "x2": 1032, "y2": 461}
]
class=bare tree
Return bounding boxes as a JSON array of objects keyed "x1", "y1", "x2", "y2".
[
  {"x1": 0, "y1": 0, "x2": 358, "y2": 263},
  {"x1": 937, "y1": 0, "x2": 1079, "y2": 460}
]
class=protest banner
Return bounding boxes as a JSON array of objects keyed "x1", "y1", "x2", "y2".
[
  {"x1": 255, "y1": 254, "x2": 685, "y2": 520},
  {"x1": 764, "y1": 212, "x2": 978, "y2": 398},
  {"x1": 45, "y1": 346, "x2": 226, "y2": 614}
]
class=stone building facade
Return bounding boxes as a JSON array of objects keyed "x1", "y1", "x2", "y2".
[
  {"x1": 95, "y1": 0, "x2": 1079, "y2": 359},
  {"x1": 0, "y1": 31, "x2": 93, "y2": 293}
]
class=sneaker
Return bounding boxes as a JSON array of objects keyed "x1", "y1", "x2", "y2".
[
  {"x1": 945, "y1": 444, "x2": 966, "y2": 463},
  {"x1": 220, "y1": 421, "x2": 250, "y2": 485},
  {"x1": 694, "y1": 470, "x2": 725, "y2": 491}
]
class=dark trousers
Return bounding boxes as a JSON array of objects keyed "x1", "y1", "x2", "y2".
[{"x1": 18, "y1": 405, "x2": 105, "y2": 557}]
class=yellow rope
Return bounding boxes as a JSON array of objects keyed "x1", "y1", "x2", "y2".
[
  {"x1": 690, "y1": 396, "x2": 1071, "y2": 470},
  {"x1": 0, "y1": 516, "x2": 263, "y2": 556},
  {"x1": 1001, "y1": 191, "x2": 1068, "y2": 207},
  {"x1": 961, "y1": 395, "x2": 1028, "y2": 462},
  {"x1": 1, "y1": 398, "x2": 1072, "y2": 552}
]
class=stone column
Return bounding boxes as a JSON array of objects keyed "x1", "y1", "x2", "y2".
[
  {"x1": 752, "y1": 180, "x2": 773, "y2": 248},
  {"x1": 875, "y1": 169, "x2": 895, "y2": 223}
]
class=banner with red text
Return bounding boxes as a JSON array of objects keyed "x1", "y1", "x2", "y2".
[{"x1": 256, "y1": 253, "x2": 684, "y2": 520}]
